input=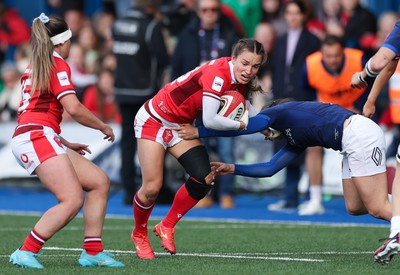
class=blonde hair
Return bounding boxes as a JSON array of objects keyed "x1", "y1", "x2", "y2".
[
  {"x1": 30, "y1": 15, "x2": 69, "y2": 94},
  {"x1": 232, "y1": 38, "x2": 267, "y2": 98}
]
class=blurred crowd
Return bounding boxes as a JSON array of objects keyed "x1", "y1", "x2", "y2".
[
  {"x1": 0, "y1": 0, "x2": 399, "y2": 209},
  {"x1": 0, "y1": 0, "x2": 398, "y2": 123}
]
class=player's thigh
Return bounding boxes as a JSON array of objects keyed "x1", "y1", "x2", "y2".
[
  {"x1": 352, "y1": 172, "x2": 388, "y2": 208},
  {"x1": 35, "y1": 154, "x2": 83, "y2": 201},
  {"x1": 342, "y1": 178, "x2": 364, "y2": 209},
  {"x1": 66, "y1": 149, "x2": 109, "y2": 191},
  {"x1": 168, "y1": 139, "x2": 204, "y2": 159},
  {"x1": 137, "y1": 138, "x2": 166, "y2": 187}
]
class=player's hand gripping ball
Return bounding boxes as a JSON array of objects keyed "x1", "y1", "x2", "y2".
[{"x1": 218, "y1": 91, "x2": 246, "y2": 121}]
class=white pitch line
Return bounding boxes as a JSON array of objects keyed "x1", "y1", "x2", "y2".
[
  {"x1": 41, "y1": 246, "x2": 326, "y2": 262},
  {"x1": 0, "y1": 246, "x2": 375, "y2": 262},
  {"x1": 44, "y1": 247, "x2": 331, "y2": 262}
]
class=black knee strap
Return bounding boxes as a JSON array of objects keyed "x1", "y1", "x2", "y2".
[
  {"x1": 178, "y1": 145, "x2": 211, "y2": 182},
  {"x1": 178, "y1": 145, "x2": 213, "y2": 200},
  {"x1": 185, "y1": 176, "x2": 213, "y2": 200}
]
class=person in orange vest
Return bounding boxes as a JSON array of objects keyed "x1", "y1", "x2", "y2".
[{"x1": 299, "y1": 35, "x2": 369, "y2": 215}]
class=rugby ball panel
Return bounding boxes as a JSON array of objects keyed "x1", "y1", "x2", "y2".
[{"x1": 218, "y1": 91, "x2": 246, "y2": 121}]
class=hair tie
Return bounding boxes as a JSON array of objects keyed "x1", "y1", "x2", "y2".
[{"x1": 34, "y1": 13, "x2": 49, "y2": 24}]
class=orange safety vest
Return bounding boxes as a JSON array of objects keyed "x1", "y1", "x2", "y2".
[
  {"x1": 306, "y1": 48, "x2": 365, "y2": 110},
  {"x1": 389, "y1": 61, "x2": 400, "y2": 123}
]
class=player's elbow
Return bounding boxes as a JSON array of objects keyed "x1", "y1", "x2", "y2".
[
  {"x1": 65, "y1": 102, "x2": 84, "y2": 118},
  {"x1": 203, "y1": 119, "x2": 217, "y2": 130},
  {"x1": 371, "y1": 58, "x2": 388, "y2": 73}
]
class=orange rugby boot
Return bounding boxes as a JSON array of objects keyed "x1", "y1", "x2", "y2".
[
  {"x1": 130, "y1": 231, "x2": 156, "y2": 259},
  {"x1": 153, "y1": 222, "x2": 176, "y2": 254}
]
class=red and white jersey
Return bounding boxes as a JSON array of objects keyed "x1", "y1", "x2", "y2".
[
  {"x1": 151, "y1": 57, "x2": 245, "y2": 123},
  {"x1": 17, "y1": 52, "x2": 76, "y2": 134}
]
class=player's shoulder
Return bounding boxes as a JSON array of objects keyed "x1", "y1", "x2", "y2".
[{"x1": 53, "y1": 54, "x2": 70, "y2": 71}]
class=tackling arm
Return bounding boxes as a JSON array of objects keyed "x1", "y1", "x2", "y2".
[
  {"x1": 198, "y1": 114, "x2": 270, "y2": 138},
  {"x1": 234, "y1": 145, "x2": 305, "y2": 177},
  {"x1": 363, "y1": 59, "x2": 399, "y2": 118}
]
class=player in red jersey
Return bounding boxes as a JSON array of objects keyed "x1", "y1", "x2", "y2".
[
  {"x1": 131, "y1": 38, "x2": 267, "y2": 259},
  {"x1": 9, "y1": 13, "x2": 124, "y2": 269}
]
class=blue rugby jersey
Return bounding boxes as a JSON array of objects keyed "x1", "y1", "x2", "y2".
[
  {"x1": 198, "y1": 101, "x2": 354, "y2": 177},
  {"x1": 382, "y1": 19, "x2": 400, "y2": 57}
]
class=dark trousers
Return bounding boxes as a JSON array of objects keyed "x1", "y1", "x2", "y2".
[{"x1": 118, "y1": 103, "x2": 143, "y2": 200}]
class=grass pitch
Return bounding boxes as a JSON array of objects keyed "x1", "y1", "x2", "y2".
[{"x1": 0, "y1": 214, "x2": 399, "y2": 274}]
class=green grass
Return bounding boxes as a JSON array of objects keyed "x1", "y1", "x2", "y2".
[{"x1": 0, "y1": 214, "x2": 399, "y2": 274}]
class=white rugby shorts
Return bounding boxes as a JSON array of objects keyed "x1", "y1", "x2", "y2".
[
  {"x1": 134, "y1": 100, "x2": 183, "y2": 149},
  {"x1": 341, "y1": 115, "x2": 386, "y2": 179},
  {"x1": 11, "y1": 124, "x2": 67, "y2": 175}
]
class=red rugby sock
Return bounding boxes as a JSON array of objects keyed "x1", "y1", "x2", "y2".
[
  {"x1": 21, "y1": 228, "x2": 47, "y2": 253},
  {"x1": 83, "y1": 237, "x2": 104, "y2": 255},
  {"x1": 133, "y1": 193, "x2": 154, "y2": 235},
  {"x1": 163, "y1": 184, "x2": 198, "y2": 228}
]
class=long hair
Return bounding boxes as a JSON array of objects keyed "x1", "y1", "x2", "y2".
[
  {"x1": 231, "y1": 38, "x2": 268, "y2": 98},
  {"x1": 30, "y1": 16, "x2": 69, "y2": 94}
]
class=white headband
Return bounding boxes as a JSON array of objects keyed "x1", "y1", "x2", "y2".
[{"x1": 50, "y1": 29, "x2": 72, "y2": 45}]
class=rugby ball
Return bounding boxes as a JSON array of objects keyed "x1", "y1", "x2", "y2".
[{"x1": 218, "y1": 91, "x2": 246, "y2": 121}]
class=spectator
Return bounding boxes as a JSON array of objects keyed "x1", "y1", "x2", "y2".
[
  {"x1": 14, "y1": 44, "x2": 30, "y2": 74},
  {"x1": 92, "y1": 10, "x2": 116, "y2": 53},
  {"x1": 160, "y1": 0, "x2": 198, "y2": 39},
  {"x1": 300, "y1": 35, "x2": 369, "y2": 215},
  {"x1": 101, "y1": 52, "x2": 117, "y2": 71},
  {"x1": 321, "y1": 0, "x2": 343, "y2": 37},
  {"x1": 0, "y1": 1, "x2": 30, "y2": 63},
  {"x1": 261, "y1": 0, "x2": 286, "y2": 37},
  {"x1": 222, "y1": 0, "x2": 262, "y2": 38},
  {"x1": 339, "y1": 0, "x2": 377, "y2": 53},
  {"x1": 77, "y1": 23, "x2": 102, "y2": 74},
  {"x1": 82, "y1": 67, "x2": 121, "y2": 124},
  {"x1": 252, "y1": 22, "x2": 276, "y2": 111},
  {"x1": 0, "y1": 63, "x2": 21, "y2": 121},
  {"x1": 67, "y1": 43, "x2": 97, "y2": 100},
  {"x1": 267, "y1": 0, "x2": 320, "y2": 211},
  {"x1": 59, "y1": 0, "x2": 86, "y2": 43},
  {"x1": 111, "y1": 0, "x2": 169, "y2": 205}
]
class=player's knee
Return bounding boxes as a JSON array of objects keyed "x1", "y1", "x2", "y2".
[
  {"x1": 178, "y1": 145, "x2": 211, "y2": 183},
  {"x1": 345, "y1": 205, "x2": 367, "y2": 216},
  {"x1": 366, "y1": 204, "x2": 389, "y2": 220},
  {"x1": 140, "y1": 182, "x2": 162, "y2": 203},
  {"x1": 97, "y1": 171, "x2": 110, "y2": 194},
  {"x1": 185, "y1": 176, "x2": 213, "y2": 200},
  {"x1": 62, "y1": 192, "x2": 84, "y2": 219}
]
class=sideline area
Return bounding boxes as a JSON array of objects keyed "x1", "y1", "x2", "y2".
[{"x1": 0, "y1": 184, "x2": 388, "y2": 227}]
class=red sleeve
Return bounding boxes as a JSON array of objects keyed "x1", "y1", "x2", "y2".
[{"x1": 49, "y1": 58, "x2": 76, "y2": 99}]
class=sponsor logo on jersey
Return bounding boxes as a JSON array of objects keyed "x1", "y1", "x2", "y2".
[
  {"x1": 211, "y1": 76, "x2": 224, "y2": 92},
  {"x1": 57, "y1": 71, "x2": 70, "y2": 86},
  {"x1": 285, "y1": 128, "x2": 295, "y2": 145}
]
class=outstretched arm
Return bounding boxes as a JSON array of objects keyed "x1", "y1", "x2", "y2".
[
  {"x1": 212, "y1": 145, "x2": 305, "y2": 178},
  {"x1": 171, "y1": 114, "x2": 270, "y2": 139},
  {"x1": 199, "y1": 115, "x2": 270, "y2": 138},
  {"x1": 60, "y1": 94, "x2": 115, "y2": 142},
  {"x1": 351, "y1": 48, "x2": 398, "y2": 89},
  {"x1": 363, "y1": 59, "x2": 399, "y2": 118}
]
